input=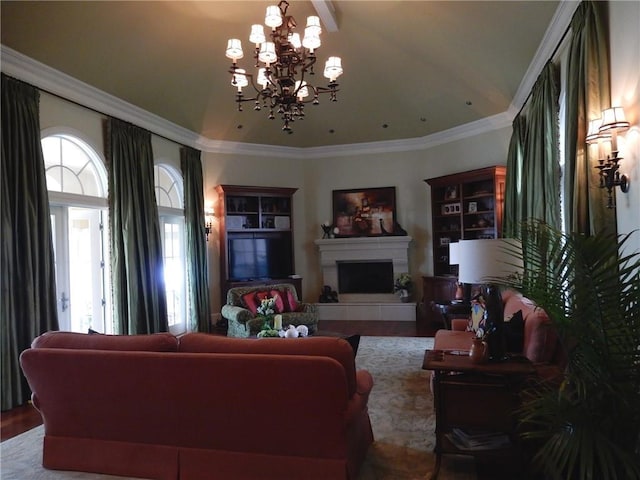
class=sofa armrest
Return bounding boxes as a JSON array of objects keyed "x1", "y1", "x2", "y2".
[
  {"x1": 298, "y1": 302, "x2": 318, "y2": 314},
  {"x1": 221, "y1": 305, "x2": 254, "y2": 324},
  {"x1": 344, "y1": 369, "x2": 374, "y2": 423}
]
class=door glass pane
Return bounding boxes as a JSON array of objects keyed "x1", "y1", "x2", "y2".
[{"x1": 163, "y1": 220, "x2": 184, "y2": 328}]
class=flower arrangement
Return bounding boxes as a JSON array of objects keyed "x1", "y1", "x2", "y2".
[
  {"x1": 394, "y1": 273, "x2": 412, "y2": 294},
  {"x1": 256, "y1": 296, "x2": 276, "y2": 317}
]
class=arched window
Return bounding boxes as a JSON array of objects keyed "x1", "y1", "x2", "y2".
[
  {"x1": 42, "y1": 131, "x2": 111, "y2": 334},
  {"x1": 155, "y1": 163, "x2": 186, "y2": 334}
]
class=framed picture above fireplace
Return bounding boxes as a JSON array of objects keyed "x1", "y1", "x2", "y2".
[{"x1": 332, "y1": 186, "x2": 396, "y2": 237}]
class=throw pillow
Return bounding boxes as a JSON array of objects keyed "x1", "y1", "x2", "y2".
[
  {"x1": 269, "y1": 290, "x2": 285, "y2": 313},
  {"x1": 242, "y1": 292, "x2": 259, "y2": 314},
  {"x1": 504, "y1": 309, "x2": 524, "y2": 353},
  {"x1": 286, "y1": 289, "x2": 299, "y2": 312}
]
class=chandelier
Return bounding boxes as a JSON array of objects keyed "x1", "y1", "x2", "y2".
[{"x1": 225, "y1": 0, "x2": 343, "y2": 133}]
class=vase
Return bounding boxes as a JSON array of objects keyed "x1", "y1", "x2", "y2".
[
  {"x1": 469, "y1": 339, "x2": 488, "y2": 364},
  {"x1": 399, "y1": 289, "x2": 410, "y2": 303}
]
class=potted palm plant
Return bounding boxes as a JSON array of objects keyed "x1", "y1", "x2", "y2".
[{"x1": 497, "y1": 220, "x2": 640, "y2": 480}]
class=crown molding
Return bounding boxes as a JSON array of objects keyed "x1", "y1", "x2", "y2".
[{"x1": 2, "y1": 0, "x2": 575, "y2": 163}]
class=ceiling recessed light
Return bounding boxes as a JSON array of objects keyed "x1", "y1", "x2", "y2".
[
  {"x1": 465, "y1": 101, "x2": 473, "y2": 106},
  {"x1": 382, "y1": 123, "x2": 389, "y2": 129},
  {"x1": 237, "y1": 124, "x2": 243, "y2": 129},
  {"x1": 420, "y1": 117, "x2": 427, "y2": 122},
  {"x1": 329, "y1": 129, "x2": 335, "y2": 134}
]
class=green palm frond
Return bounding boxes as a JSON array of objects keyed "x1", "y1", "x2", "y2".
[{"x1": 500, "y1": 220, "x2": 640, "y2": 480}]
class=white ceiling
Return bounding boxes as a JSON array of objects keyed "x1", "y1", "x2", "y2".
[{"x1": 1, "y1": 1, "x2": 565, "y2": 149}]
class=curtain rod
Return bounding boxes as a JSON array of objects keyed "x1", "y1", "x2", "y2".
[
  {"x1": 4, "y1": 73, "x2": 191, "y2": 151},
  {"x1": 515, "y1": 15, "x2": 574, "y2": 119}
]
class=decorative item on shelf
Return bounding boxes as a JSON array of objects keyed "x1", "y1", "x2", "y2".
[
  {"x1": 394, "y1": 273, "x2": 412, "y2": 302},
  {"x1": 441, "y1": 203, "x2": 461, "y2": 215},
  {"x1": 444, "y1": 186, "x2": 458, "y2": 200},
  {"x1": 225, "y1": 0, "x2": 343, "y2": 133},
  {"x1": 468, "y1": 202, "x2": 477, "y2": 213},
  {"x1": 586, "y1": 106, "x2": 630, "y2": 209},
  {"x1": 457, "y1": 238, "x2": 523, "y2": 361},
  {"x1": 321, "y1": 221, "x2": 333, "y2": 239},
  {"x1": 318, "y1": 285, "x2": 339, "y2": 303}
]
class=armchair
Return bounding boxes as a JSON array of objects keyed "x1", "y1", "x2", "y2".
[{"x1": 222, "y1": 283, "x2": 318, "y2": 338}]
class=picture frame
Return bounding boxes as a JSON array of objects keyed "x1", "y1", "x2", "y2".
[
  {"x1": 468, "y1": 201, "x2": 478, "y2": 213},
  {"x1": 332, "y1": 186, "x2": 396, "y2": 237},
  {"x1": 440, "y1": 237, "x2": 451, "y2": 246},
  {"x1": 441, "y1": 203, "x2": 461, "y2": 215},
  {"x1": 444, "y1": 186, "x2": 458, "y2": 200}
]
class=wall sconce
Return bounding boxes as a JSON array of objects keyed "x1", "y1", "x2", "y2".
[
  {"x1": 204, "y1": 204, "x2": 215, "y2": 241},
  {"x1": 587, "y1": 106, "x2": 630, "y2": 209}
]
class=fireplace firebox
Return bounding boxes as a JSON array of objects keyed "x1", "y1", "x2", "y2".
[{"x1": 338, "y1": 261, "x2": 393, "y2": 294}]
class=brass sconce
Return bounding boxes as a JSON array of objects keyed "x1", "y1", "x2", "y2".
[{"x1": 586, "y1": 107, "x2": 630, "y2": 209}]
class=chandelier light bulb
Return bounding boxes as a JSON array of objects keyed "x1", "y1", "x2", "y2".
[
  {"x1": 265, "y1": 5, "x2": 283, "y2": 29},
  {"x1": 225, "y1": 39, "x2": 243, "y2": 61},
  {"x1": 323, "y1": 56, "x2": 343, "y2": 82},
  {"x1": 232, "y1": 69, "x2": 249, "y2": 92},
  {"x1": 249, "y1": 24, "x2": 266, "y2": 46},
  {"x1": 258, "y1": 42, "x2": 277, "y2": 65},
  {"x1": 302, "y1": 27, "x2": 321, "y2": 51},
  {"x1": 288, "y1": 33, "x2": 302, "y2": 49}
]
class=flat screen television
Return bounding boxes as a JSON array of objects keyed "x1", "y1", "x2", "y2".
[{"x1": 228, "y1": 233, "x2": 293, "y2": 281}]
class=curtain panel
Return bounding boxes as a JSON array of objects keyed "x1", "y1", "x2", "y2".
[
  {"x1": 106, "y1": 118, "x2": 168, "y2": 334},
  {"x1": 1, "y1": 74, "x2": 59, "y2": 410},
  {"x1": 180, "y1": 147, "x2": 211, "y2": 332},
  {"x1": 504, "y1": 114, "x2": 527, "y2": 237},
  {"x1": 564, "y1": 0, "x2": 614, "y2": 235}
]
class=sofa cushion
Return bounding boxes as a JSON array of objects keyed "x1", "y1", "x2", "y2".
[
  {"x1": 242, "y1": 292, "x2": 260, "y2": 314},
  {"x1": 286, "y1": 289, "x2": 299, "y2": 312},
  {"x1": 269, "y1": 290, "x2": 286, "y2": 313},
  {"x1": 179, "y1": 333, "x2": 358, "y2": 397},
  {"x1": 31, "y1": 331, "x2": 178, "y2": 352}
]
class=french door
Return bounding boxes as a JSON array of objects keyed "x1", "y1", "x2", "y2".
[{"x1": 50, "y1": 205, "x2": 111, "y2": 333}]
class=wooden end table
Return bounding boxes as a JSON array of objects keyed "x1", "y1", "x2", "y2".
[
  {"x1": 422, "y1": 349, "x2": 535, "y2": 479},
  {"x1": 431, "y1": 301, "x2": 470, "y2": 329}
]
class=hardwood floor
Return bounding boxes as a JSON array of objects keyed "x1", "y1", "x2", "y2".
[{"x1": 1, "y1": 318, "x2": 441, "y2": 443}]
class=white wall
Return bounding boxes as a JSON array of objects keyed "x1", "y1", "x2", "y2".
[{"x1": 610, "y1": 0, "x2": 640, "y2": 255}]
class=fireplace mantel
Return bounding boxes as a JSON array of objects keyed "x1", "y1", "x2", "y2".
[{"x1": 314, "y1": 236, "x2": 415, "y2": 321}]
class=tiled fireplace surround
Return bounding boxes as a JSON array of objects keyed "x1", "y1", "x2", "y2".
[{"x1": 314, "y1": 236, "x2": 416, "y2": 321}]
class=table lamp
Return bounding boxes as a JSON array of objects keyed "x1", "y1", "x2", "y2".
[{"x1": 457, "y1": 238, "x2": 523, "y2": 361}]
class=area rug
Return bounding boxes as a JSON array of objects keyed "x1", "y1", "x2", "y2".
[{"x1": 1, "y1": 336, "x2": 475, "y2": 480}]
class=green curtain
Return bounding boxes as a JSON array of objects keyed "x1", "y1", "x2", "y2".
[
  {"x1": 522, "y1": 62, "x2": 561, "y2": 229},
  {"x1": 106, "y1": 118, "x2": 168, "y2": 334},
  {"x1": 564, "y1": 1, "x2": 614, "y2": 235},
  {"x1": 1, "y1": 75, "x2": 59, "y2": 410},
  {"x1": 180, "y1": 147, "x2": 211, "y2": 332},
  {"x1": 503, "y1": 114, "x2": 527, "y2": 237}
]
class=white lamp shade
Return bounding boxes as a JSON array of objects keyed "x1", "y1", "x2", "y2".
[
  {"x1": 249, "y1": 24, "x2": 266, "y2": 45},
  {"x1": 232, "y1": 69, "x2": 249, "y2": 89},
  {"x1": 295, "y1": 80, "x2": 309, "y2": 99},
  {"x1": 288, "y1": 33, "x2": 302, "y2": 49},
  {"x1": 457, "y1": 239, "x2": 523, "y2": 285},
  {"x1": 225, "y1": 39, "x2": 243, "y2": 61},
  {"x1": 599, "y1": 107, "x2": 630, "y2": 132},
  {"x1": 586, "y1": 118, "x2": 611, "y2": 144},
  {"x1": 323, "y1": 56, "x2": 343, "y2": 81},
  {"x1": 265, "y1": 5, "x2": 283, "y2": 28},
  {"x1": 306, "y1": 15, "x2": 322, "y2": 35},
  {"x1": 302, "y1": 27, "x2": 321, "y2": 50},
  {"x1": 257, "y1": 68, "x2": 269, "y2": 89},
  {"x1": 448, "y1": 242, "x2": 460, "y2": 265},
  {"x1": 258, "y1": 42, "x2": 277, "y2": 64}
]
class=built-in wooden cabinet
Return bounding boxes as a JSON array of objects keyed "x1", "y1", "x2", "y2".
[
  {"x1": 425, "y1": 166, "x2": 506, "y2": 278},
  {"x1": 216, "y1": 185, "x2": 299, "y2": 302},
  {"x1": 422, "y1": 167, "x2": 506, "y2": 320}
]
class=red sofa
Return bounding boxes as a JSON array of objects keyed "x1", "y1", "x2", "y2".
[
  {"x1": 20, "y1": 332, "x2": 374, "y2": 480},
  {"x1": 433, "y1": 289, "x2": 565, "y2": 377}
]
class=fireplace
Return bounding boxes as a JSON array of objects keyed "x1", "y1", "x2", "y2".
[
  {"x1": 314, "y1": 236, "x2": 415, "y2": 321},
  {"x1": 338, "y1": 261, "x2": 393, "y2": 294}
]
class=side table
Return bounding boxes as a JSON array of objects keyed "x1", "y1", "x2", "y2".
[{"x1": 422, "y1": 349, "x2": 535, "y2": 480}]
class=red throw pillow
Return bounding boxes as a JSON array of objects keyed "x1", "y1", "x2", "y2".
[
  {"x1": 269, "y1": 290, "x2": 285, "y2": 313},
  {"x1": 286, "y1": 290, "x2": 299, "y2": 312},
  {"x1": 255, "y1": 291, "x2": 269, "y2": 302},
  {"x1": 242, "y1": 292, "x2": 259, "y2": 314}
]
